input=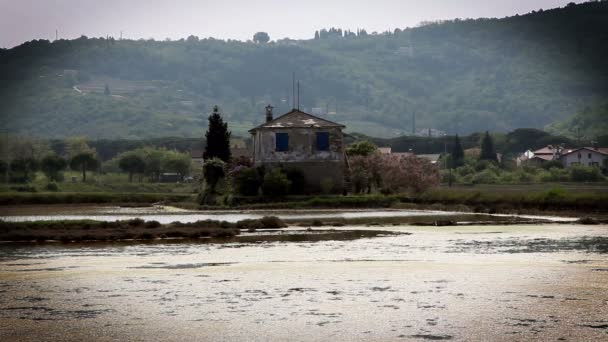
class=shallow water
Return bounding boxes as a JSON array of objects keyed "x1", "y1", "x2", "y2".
[
  {"x1": 0, "y1": 205, "x2": 577, "y2": 224},
  {"x1": 1, "y1": 222, "x2": 607, "y2": 341}
]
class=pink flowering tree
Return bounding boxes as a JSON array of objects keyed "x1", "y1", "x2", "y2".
[
  {"x1": 379, "y1": 155, "x2": 440, "y2": 194},
  {"x1": 347, "y1": 153, "x2": 440, "y2": 194}
]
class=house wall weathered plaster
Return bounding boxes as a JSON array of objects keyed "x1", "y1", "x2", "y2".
[
  {"x1": 561, "y1": 149, "x2": 607, "y2": 167},
  {"x1": 252, "y1": 127, "x2": 344, "y2": 164},
  {"x1": 251, "y1": 127, "x2": 345, "y2": 193}
]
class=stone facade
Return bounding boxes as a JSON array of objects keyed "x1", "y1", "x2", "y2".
[{"x1": 249, "y1": 109, "x2": 346, "y2": 193}]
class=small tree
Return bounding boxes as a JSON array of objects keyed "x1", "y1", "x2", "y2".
[
  {"x1": 253, "y1": 32, "x2": 270, "y2": 43},
  {"x1": 379, "y1": 155, "x2": 440, "y2": 194},
  {"x1": 41, "y1": 154, "x2": 67, "y2": 182},
  {"x1": 203, "y1": 106, "x2": 231, "y2": 162},
  {"x1": 163, "y1": 155, "x2": 191, "y2": 177},
  {"x1": 262, "y1": 168, "x2": 291, "y2": 198},
  {"x1": 479, "y1": 131, "x2": 498, "y2": 162},
  {"x1": 118, "y1": 154, "x2": 146, "y2": 182},
  {"x1": 10, "y1": 158, "x2": 39, "y2": 183},
  {"x1": 203, "y1": 158, "x2": 226, "y2": 194},
  {"x1": 70, "y1": 152, "x2": 99, "y2": 182},
  {"x1": 346, "y1": 140, "x2": 377, "y2": 156},
  {"x1": 451, "y1": 135, "x2": 465, "y2": 168}
]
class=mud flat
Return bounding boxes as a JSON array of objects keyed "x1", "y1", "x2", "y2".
[{"x1": 0, "y1": 223, "x2": 607, "y2": 341}]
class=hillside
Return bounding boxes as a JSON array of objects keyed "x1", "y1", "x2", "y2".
[
  {"x1": 548, "y1": 101, "x2": 608, "y2": 141},
  {"x1": 1, "y1": 2, "x2": 607, "y2": 139}
]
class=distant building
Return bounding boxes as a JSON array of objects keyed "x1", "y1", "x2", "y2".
[
  {"x1": 378, "y1": 147, "x2": 392, "y2": 155},
  {"x1": 160, "y1": 173, "x2": 183, "y2": 183},
  {"x1": 559, "y1": 147, "x2": 608, "y2": 167},
  {"x1": 518, "y1": 145, "x2": 608, "y2": 167},
  {"x1": 414, "y1": 128, "x2": 447, "y2": 137},
  {"x1": 249, "y1": 106, "x2": 346, "y2": 193},
  {"x1": 417, "y1": 154, "x2": 441, "y2": 164}
]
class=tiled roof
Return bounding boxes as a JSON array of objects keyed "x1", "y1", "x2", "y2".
[
  {"x1": 560, "y1": 147, "x2": 608, "y2": 156},
  {"x1": 249, "y1": 109, "x2": 345, "y2": 132},
  {"x1": 533, "y1": 146, "x2": 571, "y2": 155}
]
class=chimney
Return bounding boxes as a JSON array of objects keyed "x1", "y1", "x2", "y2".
[{"x1": 265, "y1": 104, "x2": 274, "y2": 123}]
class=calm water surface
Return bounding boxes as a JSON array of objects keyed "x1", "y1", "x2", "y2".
[{"x1": 0, "y1": 210, "x2": 606, "y2": 341}]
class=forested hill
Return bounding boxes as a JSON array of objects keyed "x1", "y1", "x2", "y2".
[{"x1": 1, "y1": 1, "x2": 607, "y2": 139}]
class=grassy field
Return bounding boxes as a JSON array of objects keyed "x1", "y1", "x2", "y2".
[
  {"x1": 2, "y1": 177, "x2": 607, "y2": 215},
  {"x1": 0, "y1": 172, "x2": 199, "y2": 194}
]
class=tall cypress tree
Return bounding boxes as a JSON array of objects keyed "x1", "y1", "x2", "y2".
[
  {"x1": 479, "y1": 131, "x2": 498, "y2": 162},
  {"x1": 451, "y1": 134, "x2": 465, "y2": 168},
  {"x1": 203, "y1": 106, "x2": 231, "y2": 162}
]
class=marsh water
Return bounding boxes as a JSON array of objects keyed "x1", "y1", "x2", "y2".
[{"x1": 1, "y1": 207, "x2": 607, "y2": 341}]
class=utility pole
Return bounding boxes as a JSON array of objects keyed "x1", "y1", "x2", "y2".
[{"x1": 412, "y1": 112, "x2": 416, "y2": 135}]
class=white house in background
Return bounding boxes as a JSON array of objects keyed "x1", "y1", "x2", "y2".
[
  {"x1": 518, "y1": 145, "x2": 608, "y2": 167},
  {"x1": 559, "y1": 147, "x2": 608, "y2": 167}
]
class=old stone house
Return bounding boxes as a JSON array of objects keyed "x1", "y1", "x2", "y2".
[{"x1": 249, "y1": 106, "x2": 346, "y2": 193}]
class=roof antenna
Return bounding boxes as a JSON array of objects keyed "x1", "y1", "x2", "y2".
[
  {"x1": 297, "y1": 80, "x2": 300, "y2": 110},
  {"x1": 292, "y1": 72, "x2": 296, "y2": 109}
]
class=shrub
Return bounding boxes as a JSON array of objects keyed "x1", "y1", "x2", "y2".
[
  {"x1": 144, "y1": 220, "x2": 161, "y2": 228},
  {"x1": 262, "y1": 168, "x2": 291, "y2": 198},
  {"x1": 233, "y1": 167, "x2": 261, "y2": 196},
  {"x1": 259, "y1": 216, "x2": 286, "y2": 228},
  {"x1": 203, "y1": 158, "x2": 226, "y2": 194},
  {"x1": 284, "y1": 168, "x2": 306, "y2": 195},
  {"x1": 45, "y1": 182, "x2": 59, "y2": 192},
  {"x1": 236, "y1": 219, "x2": 263, "y2": 229},
  {"x1": 472, "y1": 169, "x2": 499, "y2": 184},
  {"x1": 10, "y1": 185, "x2": 37, "y2": 192},
  {"x1": 569, "y1": 165, "x2": 604, "y2": 182},
  {"x1": 127, "y1": 218, "x2": 145, "y2": 226},
  {"x1": 346, "y1": 140, "x2": 377, "y2": 156}
]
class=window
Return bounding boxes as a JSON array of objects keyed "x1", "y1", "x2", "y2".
[
  {"x1": 275, "y1": 133, "x2": 288, "y2": 152},
  {"x1": 316, "y1": 132, "x2": 329, "y2": 151},
  {"x1": 591, "y1": 162, "x2": 599, "y2": 167},
  {"x1": 588, "y1": 153, "x2": 592, "y2": 159}
]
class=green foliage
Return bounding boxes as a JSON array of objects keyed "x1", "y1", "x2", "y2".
[
  {"x1": 233, "y1": 167, "x2": 261, "y2": 196},
  {"x1": 284, "y1": 168, "x2": 306, "y2": 195},
  {"x1": 70, "y1": 152, "x2": 99, "y2": 182},
  {"x1": 204, "y1": 106, "x2": 231, "y2": 162},
  {"x1": 451, "y1": 135, "x2": 464, "y2": 168},
  {"x1": 346, "y1": 140, "x2": 377, "y2": 156},
  {"x1": 569, "y1": 165, "x2": 605, "y2": 182},
  {"x1": 203, "y1": 158, "x2": 226, "y2": 194},
  {"x1": 2, "y1": 2, "x2": 607, "y2": 138},
  {"x1": 40, "y1": 154, "x2": 67, "y2": 182},
  {"x1": 105, "y1": 147, "x2": 191, "y2": 181},
  {"x1": 549, "y1": 101, "x2": 608, "y2": 140},
  {"x1": 45, "y1": 182, "x2": 59, "y2": 192},
  {"x1": 262, "y1": 168, "x2": 291, "y2": 198},
  {"x1": 118, "y1": 154, "x2": 146, "y2": 182},
  {"x1": 253, "y1": 32, "x2": 270, "y2": 44},
  {"x1": 10, "y1": 158, "x2": 39, "y2": 183},
  {"x1": 479, "y1": 131, "x2": 497, "y2": 162}
]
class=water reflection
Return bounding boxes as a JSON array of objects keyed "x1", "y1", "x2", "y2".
[{"x1": 0, "y1": 223, "x2": 607, "y2": 341}]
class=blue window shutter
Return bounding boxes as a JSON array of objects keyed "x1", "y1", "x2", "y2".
[
  {"x1": 316, "y1": 132, "x2": 329, "y2": 151},
  {"x1": 276, "y1": 133, "x2": 288, "y2": 151}
]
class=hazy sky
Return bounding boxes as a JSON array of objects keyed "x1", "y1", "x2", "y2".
[{"x1": 0, "y1": 0, "x2": 584, "y2": 48}]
